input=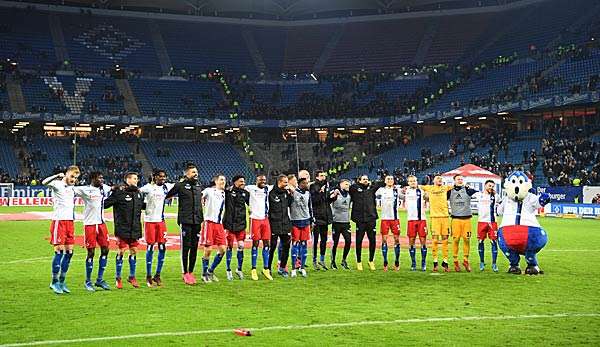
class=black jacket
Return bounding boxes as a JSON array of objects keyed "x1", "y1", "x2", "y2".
[
  {"x1": 310, "y1": 180, "x2": 333, "y2": 225},
  {"x1": 268, "y1": 186, "x2": 293, "y2": 235},
  {"x1": 165, "y1": 178, "x2": 204, "y2": 225},
  {"x1": 348, "y1": 180, "x2": 385, "y2": 223},
  {"x1": 104, "y1": 186, "x2": 144, "y2": 240},
  {"x1": 223, "y1": 186, "x2": 249, "y2": 232}
]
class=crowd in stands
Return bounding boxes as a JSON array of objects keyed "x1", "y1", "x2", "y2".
[
  {"x1": 452, "y1": 44, "x2": 600, "y2": 111},
  {"x1": 0, "y1": 169, "x2": 12, "y2": 183},
  {"x1": 231, "y1": 69, "x2": 443, "y2": 119},
  {"x1": 155, "y1": 147, "x2": 172, "y2": 157},
  {"x1": 369, "y1": 127, "x2": 513, "y2": 184},
  {"x1": 7, "y1": 134, "x2": 144, "y2": 186},
  {"x1": 542, "y1": 123, "x2": 600, "y2": 186},
  {"x1": 56, "y1": 154, "x2": 142, "y2": 185},
  {"x1": 0, "y1": 71, "x2": 6, "y2": 112}
]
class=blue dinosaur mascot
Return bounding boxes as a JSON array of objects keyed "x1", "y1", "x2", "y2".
[{"x1": 497, "y1": 171, "x2": 550, "y2": 275}]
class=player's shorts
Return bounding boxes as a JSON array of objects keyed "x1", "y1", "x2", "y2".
[
  {"x1": 84, "y1": 224, "x2": 109, "y2": 248},
  {"x1": 292, "y1": 225, "x2": 310, "y2": 242},
  {"x1": 250, "y1": 218, "x2": 271, "y2": 241},
  {"x1": 477, "y1": 222, "x2": 498, "y2": 240},
  {"x1": 430, "y1": 217, "x2": 450, "y2": 237},
  {"x1": 407, "y1": 220, "x2": 427, "y2": 238},
  {"x1": 145, "y1": 221, "x2": 167, "y2": 244},
  {"x1": 226, "y1": 229, "x2": 247, "y2": 247},
  {"x1": 117, "y1": 237, "x2": 139, "y2": 249},
  {"x1": 451, "y1": 218, "x2": 472, "y2": 238},
  {"x1": 380, "y1": 219, "x2": 400, "y2": 236},
  {"x1": 49, "y1": 220, "x2": 75, "y2": 246},
  {"x1": 201, "y1": 220, "x2": 226, "y2": 247}
]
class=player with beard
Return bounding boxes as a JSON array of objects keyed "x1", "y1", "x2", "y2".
[
  {"x1": 223, "y1": 175, "x2": 250, "y2": 280},
  {"x1": 165, "y1": 164, "x2": 204, "y2": 285}
]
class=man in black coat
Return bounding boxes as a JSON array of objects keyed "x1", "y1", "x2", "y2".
[
  {"x1": 165, "y1": 164, "x2": 203, "y2": 285},
  {"x1": 310, "y1": 170, "x2": 332, "y2": 270},
  {"x1": 349, "y1": 174, "x2": 385, "y2": 271},
  {"x1": 104, "y1": 172, "x2": 144, "y2": 289},
  {"x1": 267, "y1": 174, "x2": 293, "y2": 278},
  {"x1": 223, "y1": 175, "x2": 249, "y2": 280}
]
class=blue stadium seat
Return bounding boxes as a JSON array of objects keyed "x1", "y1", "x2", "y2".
[
  {"x1": 141, "y1": 141, "x2": 254, "y2": 184},
  {"x1": 0, "y1": 138, "x2": 19, "y2": 178}
]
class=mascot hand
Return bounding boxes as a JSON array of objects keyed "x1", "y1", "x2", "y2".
[{"x1": 539, "y1": 193, "x2": 551, "y2": 206}]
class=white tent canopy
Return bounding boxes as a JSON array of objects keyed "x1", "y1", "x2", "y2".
[{"x1": 441, "y1": 164, "x2": 502, "y2": 193}]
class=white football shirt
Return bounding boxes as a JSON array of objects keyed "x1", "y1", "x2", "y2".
[
  {"x1": 402, "y1": 187, "x2": 427, "y2": 221},
  {"x1": 73, "y1": 184, "x2": 111, "y2": 225},
  {"x1": 475, "y1": 191, "x2": 498, "y2": 223},
  {"x1": 245, "y1": 185, "x2": 271, "y2": 220},
  {"x1": 375, "y1": 186, "x2": 401, "y2": 220},
  {"x1": 47, "y1": 179, "x2": 76, "y2": 221},
  {"x1": 140, "y1": 182, "x2": 174, "y2": 223},
  {"x1": 202, "y1": 187, "x2": 226, "y2": 223}
]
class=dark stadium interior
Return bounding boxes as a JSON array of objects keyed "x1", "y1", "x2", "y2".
[{"x1": 2, "y1": 1, "x2": 600, "y2": 345}]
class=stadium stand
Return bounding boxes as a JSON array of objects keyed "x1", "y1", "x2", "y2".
[
  {"x1": 280, "y1": 25, "x2": 337, "y2": 74},
  {"x1": 140, "y1": 140, "x2": 254, "y2": 184},
  {"x1": 128, "y1": 78, "x2": 222, "y2": 117},
  {"x1": 0, "y1": 8, "x2": 55, "y2": 70},
  {"x1": 0, "y1": 72, "x2": 7, "y2": 112},
  {"x1": 478, "y1": 0, "x2": 590, "y2": 61},
  {"x1": 428, "y1": 58, "x2": 554, "y2": 112},
  {"x1": 21, "y1": 74, "x2": 125, "y2": 115},
  {"x1": 24, "y1": 136, "x2": 141, "y2": 185},
  {"x1": 60, "y1": 12, "x2": 161, "y2": 73},
  {"x1": 322, "y1": 19, "x2": 425, "y2": 73},
  {"x1": 251, "y1": 26, "x2": 286, "y2": 76},
  {"x1": 0, "y1": 0, "x2": 598, "y2": 189},
  {"x1": 0, "y1": 138, "x2": 19, "y2": 179},
  {"x1": 158, "y1": 21, "x2": 256, "y2": 76}
]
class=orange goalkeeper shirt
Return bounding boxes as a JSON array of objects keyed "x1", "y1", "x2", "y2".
[{"x1": 420, "y1": 184, "x2": 452, "y2": 218}]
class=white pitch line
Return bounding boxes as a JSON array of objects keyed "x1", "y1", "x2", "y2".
[{"x1": 1, "y1": 313, "x2": 598, "y2": 347}]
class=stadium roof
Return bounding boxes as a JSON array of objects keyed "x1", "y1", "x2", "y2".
[{"x1": 19, "y1": 0, "x2": 527, "y2": 20}]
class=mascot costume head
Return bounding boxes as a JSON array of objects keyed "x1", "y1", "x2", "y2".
[{"x1": 497, "y1": 171, "x2": 550, "y2": 275}]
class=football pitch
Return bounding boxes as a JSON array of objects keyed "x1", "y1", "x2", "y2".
[{"x1": 1, "y1": 206, "x2": 599, "y2": 346}]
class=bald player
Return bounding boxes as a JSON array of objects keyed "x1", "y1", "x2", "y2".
[{"x1": 298, "y1": 170, "x2": 310, "y2": 182}]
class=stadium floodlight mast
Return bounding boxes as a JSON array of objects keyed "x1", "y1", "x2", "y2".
[
  {"x1": 72, "y1": 122, "x2": 78, "y2": 166},
  {"x1": 295, "y1": 128, "x2": 300, "y2": 174}
]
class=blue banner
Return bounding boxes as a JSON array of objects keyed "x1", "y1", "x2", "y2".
[
  {"x1": 4, "y1": 91, "x2": 598, "y2": 128},
  {"x1": 536, "y1": 186, "x2": 583, "y2": 203},
  {"x1": 548, "y1": 203, "x2": 600, "y2": 217},
  {"x1": 0, "y1": 185, "x2": 52, "y2": 198}
]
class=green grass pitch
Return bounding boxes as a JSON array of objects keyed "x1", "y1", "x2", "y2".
[{"x1": 1, "y1": 205, "x2": 599, "y2": 346}]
